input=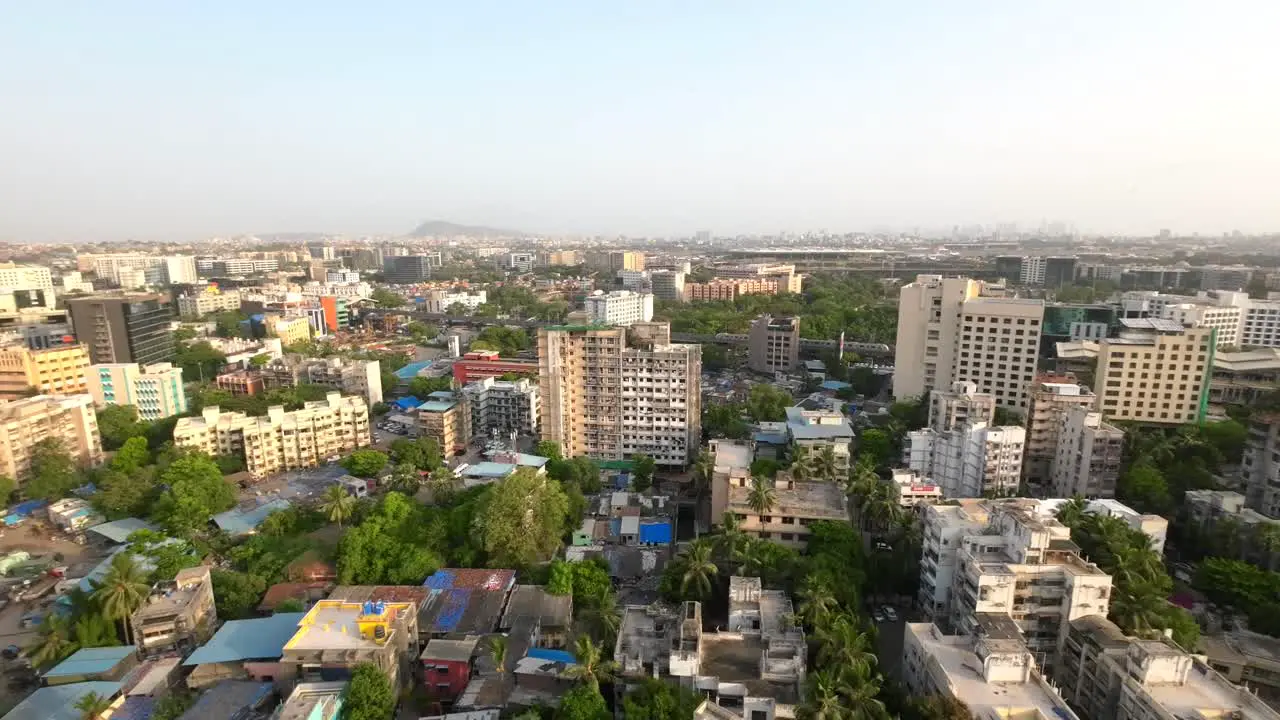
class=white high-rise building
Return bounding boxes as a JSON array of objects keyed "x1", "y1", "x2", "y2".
[
  {"x1": 0, "y1": 263, "x2": 53, "y2": 291},
  {"x1": 917, "y1": 498, "x2": 1112, "y2": 673},
  {"x1": 539, "y1": 323, "x2": 699, "y2": 467},
  {"x1": 85, "y1": 362, "x2": 188, "y2": 421},
  {"x1": 1051, "y1": 405, "x2": 1125, "y2": 498},
  {"x1": 906, "y1": 422, "x2": 1025, "y2": 498},
  {"x1": 928, "y1": 381, "x2": 995, "y2": 432},
  {"x1": 1019, "y1": 256, "x2": 1047, "y2": 285},
  {"x1": 894, "y1": 275, "x2": 1044, "y2": 412},
  {"x1": 583, "y1": 290, "x2": 655, "y2": 327},
  {"x1": 424, "y1": 289, "x2": 487, "y2": 314},
  {"x1": 163, "y1": 256, "x2": 199, "y2": 285},
  {"x1": 461, "y1": 376, "x2": 540, "y2": 438}
]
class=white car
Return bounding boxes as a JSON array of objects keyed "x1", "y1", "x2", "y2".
[
  {"x1": 872, "y1": 608, "x2": 886, "y2": 623},
  {"x1": 882, "y1": 606, "x2": 898, "y2": 622}
]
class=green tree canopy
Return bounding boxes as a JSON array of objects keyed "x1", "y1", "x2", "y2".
[
  {"x1": 341, "y1": 449, "x2": 389, "y2": 478},
  {"x1": 477, "y1": 468, "x2": 569, "y2": 568},
  {"x1": 96, "y1": 405, "x2": 149, "y2": 450},
  {"x1": 152, "y1": 455, "x2": 238, "y2": 534},
  {"x1": 370, "y1": 288, "x2": 405, "y2": 308},
  {"x1": 390, "y1": 437, "x2": 443, "y2": 471},
  {"x1": 345, "y1": 662, "x2": 397, "y2": 720},
  {"x1": 25, "y1": 438, "x2": 83, "y2": 500}
]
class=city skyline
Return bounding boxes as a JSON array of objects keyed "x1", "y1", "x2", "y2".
[{"x1": 2, "y1": 2, "x2": 1279, "y2": 242}]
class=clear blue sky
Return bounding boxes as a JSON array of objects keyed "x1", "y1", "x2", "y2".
[{"x1": 2, "y1": 1, "x2": 1277, "y2": 241}]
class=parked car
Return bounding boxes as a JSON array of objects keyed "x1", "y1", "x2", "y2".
[
  {"x1": 872, "y1": 607, "x2": 886, "y2": 623},
  {"x1": 882, "y1": 606, "x2": 899, "y2": 622}
]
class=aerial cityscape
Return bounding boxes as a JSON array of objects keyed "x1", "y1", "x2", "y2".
[{"x1": 3, "y1": 4, "x2": 1280, "y2": 720}]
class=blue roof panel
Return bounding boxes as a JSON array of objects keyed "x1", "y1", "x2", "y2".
[
  {"x1": 4, "y1": 682, "x2": 123, "y2": 720},
  {"x1": 638, "y1": 521, "x2": 673, "y2": 545},
  {"x1": 183, "y1": 613, "x2": 305, "y2": 666},
  {"x1": 394, "y1": 361, "x2": 433, "y2": 380},
  {"x1": 44, "y1": 646, "x2": 136, "y2": 678},
  {"x1": 526, "y1": 648, "x2": 576, "y2": 664}
]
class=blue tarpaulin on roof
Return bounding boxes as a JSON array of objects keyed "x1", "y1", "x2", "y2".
[
  {"x1": 391, "y1": 396, "x2": 421, "y2": 410},
  {"x1": 526, "y1": 648, "x2": 576, "y2": 664},
  {"x1": 608, "y1": 518, "x2": 622, "y2": 538},
  {"x1": 638, "y1": 521, "x2": 673, "y2": 545}
]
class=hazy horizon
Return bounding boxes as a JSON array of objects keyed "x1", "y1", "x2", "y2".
[{"x1": 3, "y1": 2, "x2": 1278, "y2": 242}]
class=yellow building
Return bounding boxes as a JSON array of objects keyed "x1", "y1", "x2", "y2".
[
  {"x1": 0, "y1": 344, "x2": 91, "y2": 399},
  {"x1": 268, "y1": 316, "x2": 312, "y2": 346},
  {"x1": 1094, "y1": 318, "x2": 1215, "y2": 425},
  {"x1": 173, "y1": 391, "x2": 370, "y2": 477},
  {"x1": 0, "y1": 394, "x2": 103, "y2": 481}
]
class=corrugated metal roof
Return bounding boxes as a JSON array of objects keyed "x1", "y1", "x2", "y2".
[
  {"x1": 87, "y1": 518, "x2": 158, "y2": 544},
  {"x1": 183, "y1": 613, "x2": 305, "y2": 666},
  {"x1": 619, "y1": 516, "x2": 640, "y2": 535},
  {"x1": 4, "y1": 682, "x2": 123, "y2": 720},
  {"x1": 213, "y1": 499, "x2": 292, "y2": 536},
  {"x1": 44, "y1": 646, "x2": 136, "y2": 678}
]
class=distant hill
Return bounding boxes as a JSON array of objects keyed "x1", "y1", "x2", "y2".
[{"x1": 408, "y1": 220, "x2": 526, "y2": 238}]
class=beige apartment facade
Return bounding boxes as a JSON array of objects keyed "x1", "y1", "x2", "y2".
[
  {"x1": 0, "y1": 344, "x2": 91, "y2": 399},
  {"x1": 1052, "y1": 405, "x2": 1125, "y2": 498},
  {"x1": 0, "y1": 394, "x2": 104, "y2": 481},
  {"x1": 174, "y1": 391, "x2": 370, "y2": 477},
  {"x1": 894, "y1": 275, "x2": 1044, "y2": 412},
  {"x1": 1024, "y1": 374, "x2": 1097, "y2": 488},
  {"x1": 1094, "y1": 318, "x2": 1214, "y2": 425},
  {"x1": 132, "y1": 566, "x2": 217, "y2": 657},
  {"x1": 748, "y1": 315, "x2": 800, "y2": 374},
  {"x1": 539, "y1": 323, "x2": 700, "y2": 467}
]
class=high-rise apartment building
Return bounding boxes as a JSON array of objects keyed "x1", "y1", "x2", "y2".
[
  {"x1": 927, "y1": 381, "x2": 995, "y2": 432},
  {"x1": 66, "y1": 294, "x2": 175, "y2": 365},
  {"x1": 163, "y1": 256, "x2": 199, "y2": 285},
  {"x1": 85, "y1": 362, "x2": 188, "y2": 421},
  {"x1": 252, "y1": 356, "x2": 383, "y2": 405},
  {"x1": 1024, "y1": 375, "x2": 1098, "y2": 488},
  {"x1": 894, "y1": 275, "x2": 1044, "y2": 412},
  {"x1": 538, "y1": 250, "x2": 580, "y2": 267},
  {"x1": 173, "y1": 392, "x2": 371, "y2": 478},
  {"x1": 917, "y1": 498, "x2": 1112, "y2": 672},
  {"x1": 903, "y1": 622, "x2": 1081, "y2": 720},
  {"x1": 0, "y1": 394, "x2": 104, "y2": 481},
  {"x1": 1244, "y1": 414, "x2": 1280, "y2": 518},
  {"x1": 583, "y1": 291, "x2": 654, "y2": 327},
  {"x1": 0, "y1": 344, "x2": 90, "y2": 399},
  {"x1": 326, "y1": 269, "x2": 361, "y2": 284},
  {"x1": 0, "y1": 263, "x2": 53, "y2": 292},
  {"x1": 1058, "y1": 615, "x2": 1280, "y2": 720},
  {"x1": 461, "y1": 377, "x2": 539, "y2": 438},
  {"x1": 610, "y1": 251, "x2": 646, "y2": 272},
  {"x1": 1093, "y1": 318, "x2": 1214, "y2": 425},
  {"x1": 382, "y1": 256, "x2": 434, "y2": 284},
  {"x1": 539, "y1": 322, "x2": 700, "y2": 467},
  {"x1": 748, "y1": 315, "x2": 800, "y2": 374},
  {"x1": 906, "y1": 422, "x2": 1025, "y2": 498},
  {"x1": 416, "y1": 393, "x2": 471, "y2": 455},
  {"x1": 177, "y1": 287, "x2": 242, "y2": 317},
  {"x1": 1019, "y1": 256, "x2": 1047, "y2": 285},
  {"x1": 506, "y1": 252, "x2": 536, "y2": 272},
  {"x1": 649, "y1": 270, "x2": 686, "y2": 302},
  {"x1": 1052, "y1": 406, "x2": 1125, "y2": 498},
  {"x1": 1119, "y1": 289, "x2": 1280, "y2": 349}
]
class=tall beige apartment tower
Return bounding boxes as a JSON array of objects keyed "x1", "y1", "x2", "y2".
[
  {"x1": 748, "y1": 315, "x2": 800, "y2": 374},
  {"x1": 0, "y1": 394, "x2": 104, "y2": 481},
  {"x1": 894, "y1": 275, "x2": 1044, "y2": 413},
  {"x1": 538, "y1": 322, "x2": 700, "y2": 468},
  {"x1": 1093, "y1": 318, "x2": 1214, "y2": 426}
]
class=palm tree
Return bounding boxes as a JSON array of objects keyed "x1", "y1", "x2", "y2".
[
  {"x1": 735, "y1": 538, "x2": 768, "y2": 577},
  {"x1": 321, "y1": 484, "x2": 355, "y2": 529},
  {"x1": 1110, "y1": 583, "x2": 1168, "y2": 635},
  {"x1": 425, "y1": 467, "x2": 457, "y2": 504},
  {"x1": 812, "y1": 447, "x2": 840, "y2": 483},
  {"x1": 816, "y1": 617, "x2": 878, "y2": 675},
  {"x1": 798, "y1": 669, "x2": 850, "y2": 720},
  {"x1": 93, "y1": 552, "x2": 149, "y2": 646},
  {"x1": 564, "y1": 635, "x2": 617, "y2": 689},
  {"x1": 579, "y1": 592, "x2": 621, "y2": 644},
  {"x1": 679, "y1": 542, "x2": 719, "y2": 600},
  {"x1": 840, "y1": 665, "x2": 888, "y2": 720},
  {"x1": 74, "y1": 691, "x2": 112, "y2": 720},
  {"x1": 1055, "y1": 496, "x2": 1089, "y2": 529},
  {"x1": 845, "y1": 459, "x2": 879, "y2": 499},
  {"x1": 693, "y1": 451, "x2": 714, "y2": 499},
  {"x1": 488, "y1": 635, "x2": 508, "y2": 676},
  {"x1": 796, "y1": 578, "x2": 839, "y2": 628},
  {"x1": 714, "y1": 512, "x2": 747, "y2": 563},
  {"x1": 28, "y1": 615, "x2": 78, "y2": 667},
  {"x1": 859, "y1": 483, "x2": 901, "y2": 534},
  {"x1": 790, "y1": 445, "x2": 813, "y2": 482},
  {"x1": 746, "y1": 476, "x2": 777, "y2": 516}
]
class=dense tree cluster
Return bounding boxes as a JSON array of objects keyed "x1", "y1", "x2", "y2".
[
  {"x1": 1117, "y1": 421, "x2": 1245, "y2": 515},
  {"x1": 655, "y1": 275, "x2": 897, "y2": 343},
  {"x1": 1057, "y1": 500, "x2": 1199, "y2": 649},
  {"x1": 190, "y1": 382, "x2": 335, "y2": 418}
]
